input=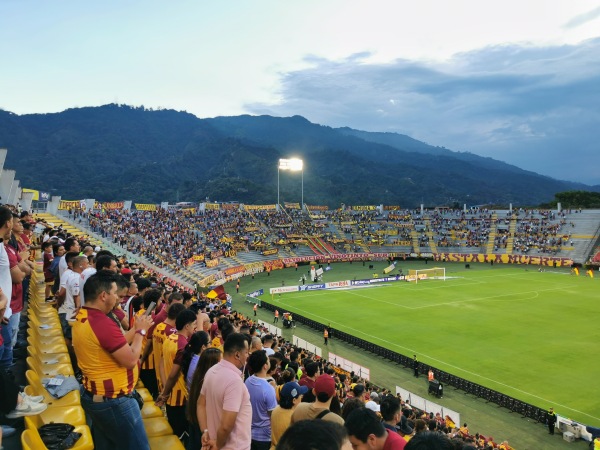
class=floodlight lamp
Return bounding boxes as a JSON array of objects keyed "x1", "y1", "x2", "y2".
[{"x1": 279, "y1": 158, "x2": 303, "y2": 171}]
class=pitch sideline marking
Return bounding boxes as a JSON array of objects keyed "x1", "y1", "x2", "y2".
[{"x1": 274, "y1": 300, "x2": 600, "y2": 422}]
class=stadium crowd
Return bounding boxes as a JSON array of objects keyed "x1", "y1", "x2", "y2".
[{"x1": 0, "y1": 203, "x2": 528, "y2": 450}]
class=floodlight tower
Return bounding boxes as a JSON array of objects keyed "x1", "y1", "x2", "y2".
[{"x1": 277, "y1": 158, "x2": 304, "y2": 209}]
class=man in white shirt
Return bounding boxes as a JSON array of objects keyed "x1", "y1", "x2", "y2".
[
  {"x1": 58, "y1": 237, "x2": 80, "y2": 279},
  {"x1": 57, "y1": 254, "x2": 87, "y2": 343}
]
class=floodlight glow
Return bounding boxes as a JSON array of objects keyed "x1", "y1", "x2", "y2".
[{"x1": 278, "y1": 158, "x2": 303, "y2": 171}]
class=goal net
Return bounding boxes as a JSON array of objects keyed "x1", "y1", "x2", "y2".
[{"x1": 407, "y1": 267, "x2": 446, "y2": 283}]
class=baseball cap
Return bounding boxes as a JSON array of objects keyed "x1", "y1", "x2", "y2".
[
  {"x1": 365, "y1": 400, "x2": 380, "y2": 412},
  {"x1": 314, "y1": 374, "x2": 336, "y2": 398},
  {"x1": 280, "y1": 382, "x2": 309, "y2": 401}
]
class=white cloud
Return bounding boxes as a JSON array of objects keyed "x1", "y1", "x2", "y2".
[{"x1": 248, "y1": 38, "x2": 600, "y2": 184}]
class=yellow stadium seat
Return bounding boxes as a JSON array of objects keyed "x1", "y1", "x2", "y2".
[
  {"x1": 25, "y1": 370, "x2": 81, "y2": 408},
  {"x1": 27, "y1": 335, "x2": 68, "y2": 354},
  {"x1": 28, "y1": 346, "x2": 71, "y2": 365},
  {"x1": 141, "y1": 402, "x2": 164, "y2": 419},
  {"x1": 24, "y1": 415, "x2": 95, "y2": 450},
  {"x1": 136, "y1": 388, "x2": 153, "y2": 402},
  {"x1": 21, "y1": 429, "x2": 42, "y2": 450},
  {"x1": 27, "y1": 323, "x2": 63, "y2": 338},
  {"x1": 143, "y1": 417, "x2": 174, "y2": 437},
  {"x1": 26, "y1": 356, "x2": 74, "y2": 377},
  {"x1": 149, "y1": 435, "x2": 185, "y2": 449},
  {"x1": 38, "y1": 404, "x2": 87, "y2": 426}
]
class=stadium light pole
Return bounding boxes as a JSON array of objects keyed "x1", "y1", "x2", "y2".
[{"x1": 278, "y1": 158, "x2": 304, "y2": 209}]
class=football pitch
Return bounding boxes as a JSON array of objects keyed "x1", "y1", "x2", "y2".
[{"x1": 264, "y1": 262, "x2": 600, "y2": 426}]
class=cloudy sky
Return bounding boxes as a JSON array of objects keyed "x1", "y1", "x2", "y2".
[{"x1": 1, "y1": 0, "x2": 599, "y2": 184}]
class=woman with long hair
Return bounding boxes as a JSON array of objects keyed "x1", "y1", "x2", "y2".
[
  {"x1": 186, "y1": 347, "x2": 222, "y2": 450},
  {"x1": 181, "y1": 331, "x2": 211, "y2": 390}
]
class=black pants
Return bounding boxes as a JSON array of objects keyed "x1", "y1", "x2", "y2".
[
  {"x1": 166, "y1": 404, "x2": 188, "y2": 442},
  {"x1": 139, "y1": 369, "x2": 159, "y2": 399},
  {"x1": 251, "y1": 440, "x2": 271, "y2": 450},
  {"x1": 0, "y1": 369, "x2": 19, "y2": 414}
]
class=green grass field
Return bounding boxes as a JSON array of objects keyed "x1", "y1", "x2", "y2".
[{"x1": 257, "y1": 262, "x2": 600, "y2": 426}]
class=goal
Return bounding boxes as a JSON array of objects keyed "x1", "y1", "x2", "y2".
[{"x1": 408, "y1": 267, "x2": 446, "y2": 283}]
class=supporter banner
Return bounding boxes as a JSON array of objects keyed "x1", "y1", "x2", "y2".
[
  {"x1": 284, "y1": 202, "x2": 300, "y2": 209},
  {"x1": 222, "y1": 203, "x2": 239, "y2": 210},
  {"x1": 264, "y1": 260, "x2": 284, "y2": 271},
  {"x1": 269, "y1": 286, "x2": 299, "y2": 294},
  {"x1": 388, "y1": 214, "x2": 412, "y2": 220},
  {"x1": 224, "y1": 249, "x2": 237, "y2": 258},
  {"x1": 103, "y1": 202, "x2": 124, "y2": 210},
  {"x1": 206, "y1": 258, "x2": 219, "y2": 268},
  {"x1": 58, "y1": 200, "x2": 82, "y2": 210},
  {"x1": 244, "y1": 262, "x2": 264, "y2": 271},
  {"x1": 340, "y1": 221, "x2": 357, "y2": 225},
  {"x1": 245, "y1": 227, "x2": 259, "y2": 232},
  {"x1": 384, "y1": 205, "x2": 402, "y2": 211},
  {"x1": 193, "y1": 255, "x2": 205, "y2": 262},
  {"x1": 307, "y1": 205, "x2": 328, "y2": 211},
  {"x1": 210, "y1": 250, "x2": 223, "y2": 259},
  {"x1": 186, "y1": 257, "x2": 194, "y2": 266},
  {"x1": 433, "y1": 253, "x2": 574, "y2": 267},
  {"x1": 383, "y1": 263, "x2": 396, "y2": 274},
  {"x1": 94, "y1": 201, "x2": 101, "y2": 209},
  {"x1": 205, "y1": 203, "x2": 220, "y2": 210},
  {"x1": 198, "y1": 275, "x2": 216, "y2": 288},
  {"x1": 261, "y1": 248, "x2": 279, "y2": 256},
  {"x1": 135, "y1": 203, "x2": 157, "y2": 211},
  {"x1": 244, "y1": 204, "x2": 277, "y2": 211},
  {"x1": 281, "y1": 252, "x2": 390, "y2": 265},
  {"x1": 224, "y1": 266, "x2": 245, "y2": 277},
  {"x1": 352, "y1": 205, "x2": 376, "y2": 211},
  {"x1": 274, "y1": 223, "x2": 292, "y2": 228}
]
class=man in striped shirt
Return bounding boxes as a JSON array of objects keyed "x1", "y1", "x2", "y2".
[{"x1": 73, "y1": 271, "x2": 153, "y2": 450}]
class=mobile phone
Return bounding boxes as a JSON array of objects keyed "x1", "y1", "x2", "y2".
[{"x1": 144, "y1": 301, "x2": 157, "y2": 316}]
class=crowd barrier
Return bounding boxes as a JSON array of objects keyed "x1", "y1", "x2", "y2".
[
  {"x1": 292, "y1": 335, "x2": 323, "y2": 358},
  {"x1": 257, "y1": 320, "x2": 282, "y2": 337},
  {"x1": 259, "y1": 299, "x2": 550, "y2": 426},
  {"x1": 328, "y1": 352, "x2": 369, "y2": 380},
  {"x1": 395, "y1": 385, "x2": 460, "y2": 426}
]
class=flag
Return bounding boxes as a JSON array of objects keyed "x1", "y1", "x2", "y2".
[{"x1": 207, "y1": 285, "x2": 227, "y2": 300}]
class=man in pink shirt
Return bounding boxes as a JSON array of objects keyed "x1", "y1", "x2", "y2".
[{"x1": 199, "y1": 332, "x2": 252, "y2": 450}]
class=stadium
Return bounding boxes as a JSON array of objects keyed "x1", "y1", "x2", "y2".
[{"x1": 2, "y1": 145, "x2": 600, "y2": 449}]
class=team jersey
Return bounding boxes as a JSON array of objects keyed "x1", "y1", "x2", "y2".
[
  {"x1": 162, "y1": 333, "x2": 189, "y2": 406},
  {"x1": 73, "y1": 307, "x2": 138, "y2": 398},
  {"x1": 152, "y1": 321, "x2": 177, "y2": 389}
]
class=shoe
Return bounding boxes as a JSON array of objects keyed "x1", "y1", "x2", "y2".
[
  {"x1": 6, "y1": 399, "x2": 48, "y2": 418},
  {"x1": 21, "y1": 392, "x2": 44, "y2": 403},
  {"x1": 1, "y1": 424, "x2": 17, "y2": 438}
]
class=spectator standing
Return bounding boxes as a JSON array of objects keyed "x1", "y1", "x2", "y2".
[
  {"x1": 73, "y1": 272, "x2": 153, "y2": 450},
  {"x1": 245, "y1": 350, "x2": 278, "y2": 450},
  {"x1": 270, "y1": 381, "x2": 308, "y2": 450},
  {"x1": 0, "y1": 207, "x2": 14, "y2": 369},
  {"x1": 199, "y1": 332, "x2": 252, "y2": 450},
  {"x1": 345, "y1": 407, "x2": 407, "y2": 449},
  {"x1": 156, "y1": 309, "x2": 198, "y2": 442},
  {"x1": 291, "y1": 374, "x2": 344, "y2": 426}
]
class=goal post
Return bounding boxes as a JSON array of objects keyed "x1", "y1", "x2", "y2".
[{"x1": 408, "y1": 267, "x2": 446, "y2": 283}]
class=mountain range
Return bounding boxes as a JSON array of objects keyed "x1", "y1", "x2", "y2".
[{"x1": 0, "y1": 104, "x2": 595, "y2": 207}]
